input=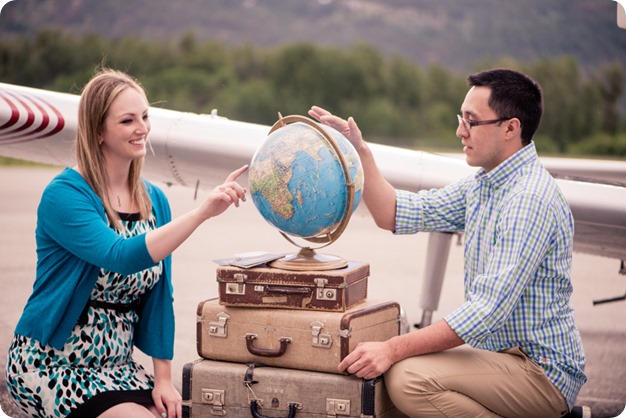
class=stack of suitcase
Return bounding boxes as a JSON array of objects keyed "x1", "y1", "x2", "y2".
[{"x1": 183, "y1": 260, "x2": 408, "y2": 417}]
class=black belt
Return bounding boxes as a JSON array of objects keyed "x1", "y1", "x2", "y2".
[{"x1": 78, "y1": 298, "x2": 142, "y2": 326}]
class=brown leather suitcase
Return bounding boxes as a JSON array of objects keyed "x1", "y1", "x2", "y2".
[
  {"x1": 182, "y1": 358, "x2": 409, "y2": 417},
  {"x1": 196, "y1": 298, "x2": 401, "y2": 374},
  {"x1": 216, "y1": 261, "x2": 369, "y2": 311}
]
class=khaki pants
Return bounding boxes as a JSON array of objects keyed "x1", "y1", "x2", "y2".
[{"x1": 384, "y1": 345, "x2": 569, "y2": 418}]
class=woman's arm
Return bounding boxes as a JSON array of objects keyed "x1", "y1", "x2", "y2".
[
  {"x1": 151, "y1": 358, "x2": 182, "y2": 418},
  {"x1": 145, "y1": 165, "x2": 248, "y2": 262}
]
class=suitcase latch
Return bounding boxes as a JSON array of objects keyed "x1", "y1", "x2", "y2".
[
  {"x1": 314, "y1": 278, "x2": 337, "y2": 301},
  {"x1": 234, "y1": 273, "x2": 248, "y2": 282},
  {"x1": 201, "y1": 388, "x2": 226, "y2": 416},
  {"x1": 326, "y1": 398, "x2": 351, "y2": 416},
  {"x1": 208, "y1": 312, "x2": 230, "y2": 338},
  {"x1": 310, "y1": 320, "x2": 332, "y2": 348},
  {"x1": 225, "y1": 282, "x2": 245, "y2": 295},
  {"x1": 225, "y1": 273, "x2": 247, "y2": 295}
]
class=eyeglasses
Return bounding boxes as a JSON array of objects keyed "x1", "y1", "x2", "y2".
[{"x1": 457, "y1": 114, "x2": 510, "y2": 131}]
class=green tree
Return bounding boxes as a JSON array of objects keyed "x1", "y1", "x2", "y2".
[
  {"x1": 528, "y1": 57, "x2": 585, "y2": 153},
  {"x1": 594, "y1": 62, "x2": 624, "y2": 136},
  {"x1": 1, "y1": 30, "x2": 624, "y2": 157}
]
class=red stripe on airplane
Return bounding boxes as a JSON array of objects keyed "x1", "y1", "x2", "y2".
[
  {"x1": 3, "y1": 93, "x2": 36, "y2": 135},
  {"x1": 37, "y1": 96, "x2": 65, "y2": 139},
  {"x1": 0, "y1": 93, "x2": 20, "y2": 130},
  {"x1": 27, "y1": 97, "x2": 51, "y2": 136},
  {"x1": 0, "y1": 91, "x2": 65, "y2": 143}
]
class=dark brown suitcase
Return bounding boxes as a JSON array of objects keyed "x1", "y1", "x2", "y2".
[
  {"x1": 216, "y1": 261, "x2": 369, "y2": 311},
  {"x1": 182, "y1": 358, "x2": 409, "y2": 417},
  {"x1": 197, "y1": 298, "x2": 401, "y2": 374}
]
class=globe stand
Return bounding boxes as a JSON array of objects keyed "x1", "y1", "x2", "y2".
[
  {"x1": 270, "y1": 247, "x2": 348, "y2": 271},
  {"x1": 266, "y1": 114, "x2": 357, "y2": 271}
]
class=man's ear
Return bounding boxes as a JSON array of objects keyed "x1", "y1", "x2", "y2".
[{"x1": 505, "y1": 118, "x2": 522, "y2": 138}]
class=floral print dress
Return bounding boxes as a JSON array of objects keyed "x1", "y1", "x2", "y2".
[{"x1": 6, "y1": 213, "x2": 162, "y2": 418}]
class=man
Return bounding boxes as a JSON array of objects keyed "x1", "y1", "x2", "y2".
[{"x1": 309, "y1": 68, "x2": 587, "y2": 418}]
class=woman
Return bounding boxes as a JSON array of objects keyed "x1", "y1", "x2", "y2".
[{"x1": 5, "y1": 69, "x2": 247, "y2": 418}]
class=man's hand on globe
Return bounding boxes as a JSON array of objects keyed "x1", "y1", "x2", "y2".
[
  {"x1": 248, "y1": 117, "x2": 363, "y2": 240},
  {"x1": 308, "y1": 106, "x2": 367, "y2": 152}
]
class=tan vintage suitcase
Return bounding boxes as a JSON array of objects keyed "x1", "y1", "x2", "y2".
[
  {"x1": 182, "y1": 358, "x2": 409, "y2": 417},
  {"x1": 216, "y1": 261, "x2": 369, "y2": 311},
  {"x1": 197, "y1": 298, "x2": 401, "y2": 374}
]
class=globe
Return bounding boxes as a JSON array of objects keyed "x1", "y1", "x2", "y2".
[{"x1": 248, "y1": 115, "x2": 364, "y2": 270}]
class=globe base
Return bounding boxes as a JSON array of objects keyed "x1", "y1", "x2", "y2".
[{"x1": 269, "y1": 247, "x2": 348, "y2": 271}]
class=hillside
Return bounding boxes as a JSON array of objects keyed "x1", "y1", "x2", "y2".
[{"x1": 1, "y1": 0, "x2": 625, "y2": 74}]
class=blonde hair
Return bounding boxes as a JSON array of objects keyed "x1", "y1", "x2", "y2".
[{"x1": 75, "y1": 68, "x2": 152, "y2": 231}]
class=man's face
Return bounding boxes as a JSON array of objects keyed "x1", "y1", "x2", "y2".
[{"x1": 457, "y1": 86, "x2": 510, "y2": 173}]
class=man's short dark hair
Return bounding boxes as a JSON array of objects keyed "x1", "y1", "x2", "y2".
[{"x1": 468, "y1": 69, "x2": 543, "y2": 145}]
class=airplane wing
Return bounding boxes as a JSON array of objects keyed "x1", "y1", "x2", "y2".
[{"x1": 1, "y1": 82, "x2": 625, "y2": 261}]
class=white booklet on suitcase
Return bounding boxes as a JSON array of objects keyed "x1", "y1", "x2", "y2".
[{"x1": 213, "y1": 251, "x2": 285, "y2": 269}]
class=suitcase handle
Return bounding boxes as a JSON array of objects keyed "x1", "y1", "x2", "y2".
[
  {"x1": 265, "y1": 285, "x2": 311, "y2": 295},
  {"x1": 245, "y1": 333, "x2": 292, "y2": 357},
  {"x1": 250, "y1": 399, "x2": 298, "y2": 418}
]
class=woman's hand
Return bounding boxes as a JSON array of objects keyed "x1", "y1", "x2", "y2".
[
  {"x1": 152, "y1": 359, "x2": 182, "y2": 418},
  {"x1": 198, "y1": 165, "x2": 249, "y2": 220},
  {"x1": 152, "y1": 379, "x2": 182, "y2": 418},
  {"x1": 145, "y1": 165, "x2": 249, "y2": 263}
]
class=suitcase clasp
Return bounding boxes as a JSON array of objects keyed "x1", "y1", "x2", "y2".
[
  {"x1": 326, "y1": 398, "x2": 351, "y2": 416},
  {"x1": 201, "y1": 388, "x2": 226, "y2": 416},
  {"x1": 225, "y1": 273, "x2": 248, "y2": 295},
  {"x1": 314, "y1": 278, "x2": 337, "y2": 301},
  {"x1": 208, "y1": 312, "x2": 230, "y2": 338},
  {"x1": 310, "y1": 320, "x2": 333, "y2": 348},
  {"x1": 234, "y1": 273, "x2": 248, "y2": 282}
]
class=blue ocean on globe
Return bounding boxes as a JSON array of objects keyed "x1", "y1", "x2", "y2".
[{"x1": 248, "y1": 121, "x2": 364, "y2": 239}]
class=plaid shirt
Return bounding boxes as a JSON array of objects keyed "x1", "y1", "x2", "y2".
[{"x1": 394, "y1": 143, "x2": 587, "y2": 409}]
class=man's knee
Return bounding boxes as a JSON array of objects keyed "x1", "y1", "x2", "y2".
[{"x1": 385, "y1": 359, "x2": 439, "y2": 415}]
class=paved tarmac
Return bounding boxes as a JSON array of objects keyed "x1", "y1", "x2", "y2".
[{"x1": 0, "y1": 166, "x2": 625, "y2": 417}]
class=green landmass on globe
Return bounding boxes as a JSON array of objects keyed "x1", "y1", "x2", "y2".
[{"x1": 248, "y1": 120, "x2": 364, "y2": 241}]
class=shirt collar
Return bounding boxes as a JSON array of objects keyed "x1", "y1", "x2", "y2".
[{"x1": 474, "y1": 141, "x2": 538, "y2": 189}]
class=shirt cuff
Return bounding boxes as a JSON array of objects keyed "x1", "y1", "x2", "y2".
[
  {"x1": 394, "y1": 189, "x2": 421, "y2": 235},
  {"x1": 444, "y1": 301, "x2": 492, "y2": 347}
]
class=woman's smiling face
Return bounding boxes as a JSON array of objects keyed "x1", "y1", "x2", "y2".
[{"x1": 99, "y1": 87, "x2": 151, "y2": 164}]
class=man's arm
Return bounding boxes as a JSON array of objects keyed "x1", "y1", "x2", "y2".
[{"x1": 338, "y1": 319, "x2": 464, "y2": 379}]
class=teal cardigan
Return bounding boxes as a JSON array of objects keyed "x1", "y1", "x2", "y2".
[{"x1": 14, "y1": 168, "x2": 174, "y2": 359}]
